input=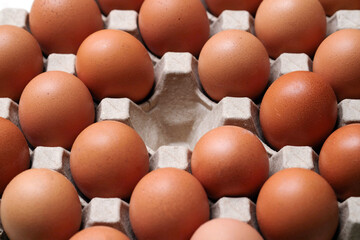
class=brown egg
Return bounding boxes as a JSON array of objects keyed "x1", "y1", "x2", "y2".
[
  {"x1": 318, "y1": 0, "x2": 360, "y2": 16},
  {"x1": 198, "y1": 30, "x2": 269, "y2": 101},
  {"x1": 138, "y1": 0, "x2": 210, "y2": 57},
  {"x1": 97, "y1": 0, "x2": 144, "y2": 15},
  {"x1": 260, "y1": 71, "x2": 337, "y2": 150},
  {"x1": 319, "y1": 124, "x2": 360, "y2": 201},
  {"x1": 130, "y1": 168, "x2": 209, "y2": 240},
  {"x1": 205, "y1": 0, "x2": 262, "y2": 16},
  {"x1": 0, "y1": 25, "x2": 43, "y2": 101},
  {"x1": 1, "y1": 168, "x2": 82, "y2": 240},
  {"x1": 191, "y1": 218, "x2": 263, "y2": 240},
  {"x1": 256, "y1": 168, "x2": 339, "y2": 240},
  {"x1": 191, "y1": 126, "x2": 268, "y2": 199},
  {"x1": 313, "y1": 29, "x2": 360, "y2": 101},
  {"x1": 70, "y1": 226, "x2": 129, "y2": 240},
  {"x1": 70, "y1": 120, "x2": 149, "y2": 199},
  {"x1": 29, "y1": 0, "x2": 103, "y2": 55},
  {"x1": 255, "y1": 0, "x2": 326, "y2": 59},
  {"x1": 19, "y1": 71, "x2": 95, "y2": 149},
  {"x1": 0, "y1": 118, "x2": 29, "y2": 194},
  {"x1": 76, "y1": 29, "x2": 154, "y2": 102}
]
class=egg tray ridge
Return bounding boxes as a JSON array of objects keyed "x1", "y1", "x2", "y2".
[{"x1": 0, "y1": 7, "x2": 360, "y2": 240}]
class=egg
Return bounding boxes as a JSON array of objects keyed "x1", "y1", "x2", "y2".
[
  {"x1": 260, "y1": 71, "x2": 337, "y2": 150},
  {"x1": 0, "y1": 117, "x2": 29, "y2": 194},
  {"x1": 318, "y1": 0, "x2": 360, "y2": 16},
  {"x1": 76, "y1": 29, "x2": 154, "y2": 102},
  {"x1": 129, "y1": 168, "x2": 209, "y2": 240},
  {"x1": 138, "y1": 0, "x2": 210, "y2": 57},
  {"x1": 70, "y1": 226, "x2": 129, "y2": 240},
  {"x1": 1, "y1": 168, "x2": 82, "y2": 240},
  {"x1": 255, "y1": 0, "x2": 326, "y2": 59},
  {"x1": 205, "y1": 0, "x2": 262, "y2": 16},
  {"x1": 0, "y1": 25, "x2": 43, "y2": 101},
  {"x1": 256, "y1": 168, "x2": 339, "y2": 240},
  {"x1": 29, "y1": 0, "x2": 103, "y2": 55},
  {"x1": 313, "y1": 29, "x2": 360, "y2": 101},
  {"x1": 191, "y1": 126, "x2": 268, "y2": 199},
  {"x1": 19, "y1": 71, "x2": 95, "y2": 149},
  {"x1": 319, "y1": 124, "x2": 360, "y2": 201},
  {"x1": 190, "y1": 218, "x2": 263, "y2": 240},
  {"x1": 70, "y1": 120, "x2": 149, "y2": 199},
  {"x1": 97, "y1": 0, "x2": 144, "y2": 15},
  {"x1": 198, "y1": 29, "x2": 269, "y2": 101}
]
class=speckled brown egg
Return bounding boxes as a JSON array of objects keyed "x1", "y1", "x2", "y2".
[
  {"x1": 0, "y1": 117, "x2": 29, "y2": 194},
  {"x1": 313, "y1": 29, "x2": 360, "y2": 101},
  {"x1": 97, "y1": 0, "x2": 144, "y2": 15},
  {"x1": 318, "y1": 0, "x2": 360, "y2": 16},
  {"x1": 19, "y1": 71, "x2": 95, "y2": 149},
  {"x1": 256, "y1": 168, "x2": 339, "y2": 240},
  {"x1": 260, "y1": 71, "x2": 337, "y2": 150},
  {"x1": 255, "y1": 0, "x2": 326, "y2": 59},
  {"x1": 70, "y1": 226, "x2": 129, "y2": 240},
  {"x1": 191, "y1": 126, "x2": 268, "y2": 199},
  {"x1": 130, "y1": 168, "x2": 209, "y2": 240},
  {"x1": 191, "y1": 218, "x2": 263, "y2": 240},
  {"x1": 205, "y1": 0, "x2": 262, "y2": 16},
  {"x1": 1, "y1": 168, "x2": 82, "y2": 240},
  {"x1": 29, "y1": 0, "x2": 103, "y2": 55},
  {"x1": 0, "y1": 25, "x2": 43, "y2": 101},
  {"x1": 70, "y1": 120, "x2": 149, "y2": 199},
  {"x1": 76, "y1": 29, "x2": 154, "y2": 102},
  {"x1": 319, "y1": 124, "x2": 360, "y2": 201},
  {"x1": 198, "y1": 29, "x2": 269, "y2": 101},
  {"x1": 138, "y1": 0, "x2": 210, "y2": 57}
]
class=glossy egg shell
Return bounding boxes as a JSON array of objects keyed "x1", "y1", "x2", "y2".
[
  {"x1": 70, "y1": 226, "x2": 129, "y2": 240},
  {"x1": 260, "y1": 71, "x2": 337, "y2": 150},
  {"x1": 19, "y1": 71, "x2": 95, "y2": 149},
  {"x1": 0, "y1": 25, "x2": 43, "y2": 101},
  {"x1": 198, "y1": 29, "x2": 270, "y2": 101},
  {"x1": 129, "y1": 168, "x2": 209, "y2": 240},
  {"x1": 255, "y1": 0, "x2": 326, "y2": 59},
  {"x1": 319, "y1": 123, "x2": 360, "y2": 201},
  {"x1": 191, "y1": 126, "x2": 269, "y2": 199},
  {"x1": 1, "y1": 169, "x2": 82, "y2": 240},
  {"x1": 70, "y1": 120, "x2": 149, "y2": 199},
  {"x1": 205, "y1": 0, "x2": 262, "y2": 16},
  {"x1": 318, "y1": 0, "x2": 360, "y2": 16},
  {"x1": 29, "y1": 0, "x2": 103, "y2": 55},
  {"x1": 256, "y1": 168, "x2": 339, "y2": 240},
  {"x1": 97, "y1": 0, "x2": 144, "y2": 15}
]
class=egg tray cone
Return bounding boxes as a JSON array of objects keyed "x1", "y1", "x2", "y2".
[{"x1": 0, "y1": 6, "x2": 360, "y2": 240}]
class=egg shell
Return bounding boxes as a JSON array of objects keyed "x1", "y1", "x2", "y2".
[
  {"x1": 0, "y1": 117, "x2": 29, "y2": 194},
  {"x1": 256, "y1": 168, "x2": 339, "y2": 240},
  {"x1": 191, "y1": 126, "x2": 269, "y2": 199},
  {"x1": 198, "y1": 29, "x2": 270, "y2": 101},
  {"x1": 205, "y1": 0, "x2": 262, "y2": 16},
  {"x1": 319, "y1": 124, "x2": 360, "y2": 201},
  {"x1": 70, "y1": 120, "x2": 149, "y2": 199},
  {"x1": 319, "y1": 0, "x2": 360, "y2": 16},
  {"x1": 138, "y1": 0, "x2": 210, "y2": 57},
  {"x1": 97, "y1": 0, "x2": 144, "y2": 15},
  {"x1": 19, "y1": 71, "x2": 95, "y2": 149},
  {"x1": 76, "y1": 29, "x2": 154, "y2": 102},
  {"x1": 70, "y1": 226, "x2": 129, "y2": 240},
  {"x1": 0, "y1": 25, "x2": 43, "y2": 101},
  {"x1": 255, "y1": 0, "x2": 326, "y2": 59},
  {"x1": 129, "y1": 168, "x2": 210, "y2": 240},
  {"x1": 1, "y1": 168, "x2": 82, "y2": 240},
  {"x1": 191, "y1": 218, "x2": 263, "y2": 240},
  {"x1": 29, "y1": 0, "x2": 103, "y2": 55},
  {"x1": 313, "y1": 29, "x2": 360, "y2": 101},
  {"x1": 260, "y1": 71, "x2": 338, "y2": 150}
]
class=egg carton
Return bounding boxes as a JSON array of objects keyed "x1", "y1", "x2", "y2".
[{"x1": 0, "y1": 5, "x2": 360, "y2": 240}]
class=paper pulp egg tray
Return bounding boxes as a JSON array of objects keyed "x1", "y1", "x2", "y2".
[{"x1": 0, "y1": 1, "x2": 360, "y2": 239}]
